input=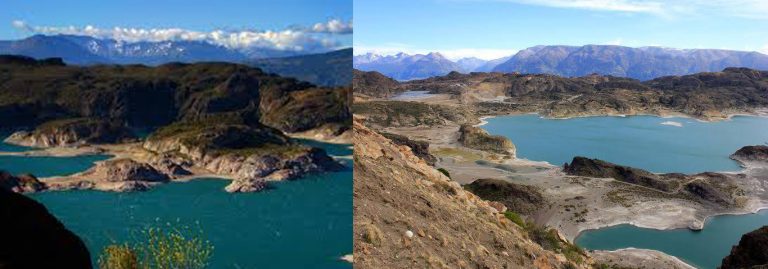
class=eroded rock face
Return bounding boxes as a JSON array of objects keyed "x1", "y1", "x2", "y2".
[
  {"x1": 0, "y1": 170, "x2": 46, "y2": 193},
  {"x1": 463, "y1": 178, "x2": 544, "y2": 215},
  {"x1": 4, "y1": 118, "x2": 136, "y2": 147},
  {"x1": 458, "y1": 125, "x2": 516, "y2": 156},
  {"x1": 720, "y1": 226, "x2": 768, "y2": 269},
  {"x1": 0, "y1": 189, "x2": 92, "y2": 269},
  {"x1": 380, "y1": 132, "x2": 437, "y2": 166},
  {"x1": 732, "y1": 145, "x2": 768, "y2": 164},
  {"x1": 84, "y1": 159, "x2": 169, "y2": 183}
]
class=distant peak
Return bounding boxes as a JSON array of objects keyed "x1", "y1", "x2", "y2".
[{"x1": 425, "y1": 52, "x2": 446, "y2": 59}]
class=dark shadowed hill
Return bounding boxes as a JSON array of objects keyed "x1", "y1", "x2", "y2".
[
  {"x1": 0, "y1": 187, "x2": 92, "y2": 268},
  {"x1": 0, "y1": 55, "x2": 350, "y2": 134}
]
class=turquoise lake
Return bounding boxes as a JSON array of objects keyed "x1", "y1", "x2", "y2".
[
  {"x1": 482, "y1": 114, "x2": 768, "y2": 173},
  {"x1": 482, "y1": 115, "x2": 768, "y2": 268},
  {"x1": 576, "y1": 210, "x2": 768, "y2": 269},
  {"x1": 1, "y1": 136, "x2": 353, "y2": 269}
]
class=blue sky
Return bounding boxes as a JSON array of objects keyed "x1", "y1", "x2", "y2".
[
  {"x1": 355, "y1": 0, "x2": 768, "y2": 60},
  {"x1": 2, "y1": 0, "x2": 352, "y2": 51}
]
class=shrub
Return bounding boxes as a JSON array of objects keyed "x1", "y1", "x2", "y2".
[
  {"x1": 97, "y1": 221, "x2": 214, "y2": 269},
  {"x1": 98, "y1": 244, "x2": 139, "y2": 269},
  {"x1": 503, "y1": 211, "x2": 526, "y2": 228},
  {"x1": 436, "y1": 168, "x2": 451, "y2": 178}
]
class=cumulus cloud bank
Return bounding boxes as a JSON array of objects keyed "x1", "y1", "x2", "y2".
[{"x1": 11, "y1": 19, "x2": 352, "y2": 51}]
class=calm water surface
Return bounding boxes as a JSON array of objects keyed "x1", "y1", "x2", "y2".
[
  {"x1": 576, "y1": 210, "x2": 768, "y2": 269},
  {"x1": 482, "y1": 114, "x2": 768, "y2": 173}
]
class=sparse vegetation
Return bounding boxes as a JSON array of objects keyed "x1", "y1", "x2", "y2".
[{"x1": 97, "y1": 221, "x2": 214, "y2": 269}]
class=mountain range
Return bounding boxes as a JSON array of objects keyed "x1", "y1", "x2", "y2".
[
  {"x1": 354, "y1": 45, "x2": 768, "y2": 81},
  {"x1": 0, "y1": 34, "x2": 352, "y2": 86}
]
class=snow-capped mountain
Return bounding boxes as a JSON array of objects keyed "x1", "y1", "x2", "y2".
[
  {"x1": 493, "y1": 45, "x2": 768, "y2": 80},
  {"x1": 353, "y1": 52, "x2": 465, "y2": 80},
  {"x1": 0, "y1": 34, "x2": 311, "y2": 65}
]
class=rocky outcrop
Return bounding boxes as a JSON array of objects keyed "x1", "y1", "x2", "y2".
[
  {"x1": 352, "y1": 69, "x2": 403, "y2": 98},
  {"x1": 720, "y1": 226, "x2": 768, "y2": 269},
  {"x1": 0, "y1": 189, "x2": 92, "y2": 269},
  {"x1": 0, "y1": 170, "x2": 46, "y2": 193},
  {"x1": 458, "y1": 125, "x2": 516, "y2": 156},
  {"x1": 224, "y1": 178, "x2": 269, "y2": 193},
  {"x1": 53, "y1": 158, "x2": 171, "y2": 192},
  {"x1": 85, "y1": 159, "x2": 169, "y2": 182},
  {"x1": 144, "y1": 122, "x2": 343, "y2": 192},
  {"x1": 564, "y1": 157, "x2": 743, "y2": 207},
  {"x1": 4, "y1": 118, "x2": 136, "y2": 147},
  {"x1": 463, "y1": 178, "x2": 544, "y2": 215},
  {"x1": 353, "y1": 119, "x2": 590, "y2": 268},
  {"x1": 731, "y1": 145, "x2": 768, "y2": 164},
  {"x1": 380, "y1": 132, "x2": 437, "y2": 166},
  {"x1": 564, "y1": 157, "x2": 676, "y2": 192}
]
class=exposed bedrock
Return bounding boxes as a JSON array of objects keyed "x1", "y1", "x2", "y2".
[
  {"x1": 380, "y1": 132, "x2": 437, "y2": 166},
  {"x1": 4, "y1": 118, "x2": 137, "y2": 147},
  {"x1": 458, "y1": 124, "x2": 516, "y2": 156},
  {"x1": 463, "y1": 178, "x2": 544, "y2": 215}
]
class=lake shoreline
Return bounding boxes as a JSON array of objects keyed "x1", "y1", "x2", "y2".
[{"x1": 1, "y1": 133, "x2": 350, "y2": 193}]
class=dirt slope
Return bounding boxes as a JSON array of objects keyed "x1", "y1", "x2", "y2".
[{"x1": 353, "y1": 119, "x2": 590, "y2": 268}]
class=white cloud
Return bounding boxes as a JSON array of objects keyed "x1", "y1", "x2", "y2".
[
  {"x1": 309, "y1": 19, "x2": 353, "y2": 34},
  {"x1": 10, "y1": 19, "x2": 351, "y2": 52},
  {"x1": 486, "y1": 0, "x2": 768, "y2": 19},
  {"x1": 355, "y1": 45, "x2": 517, "y2": 60}
]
